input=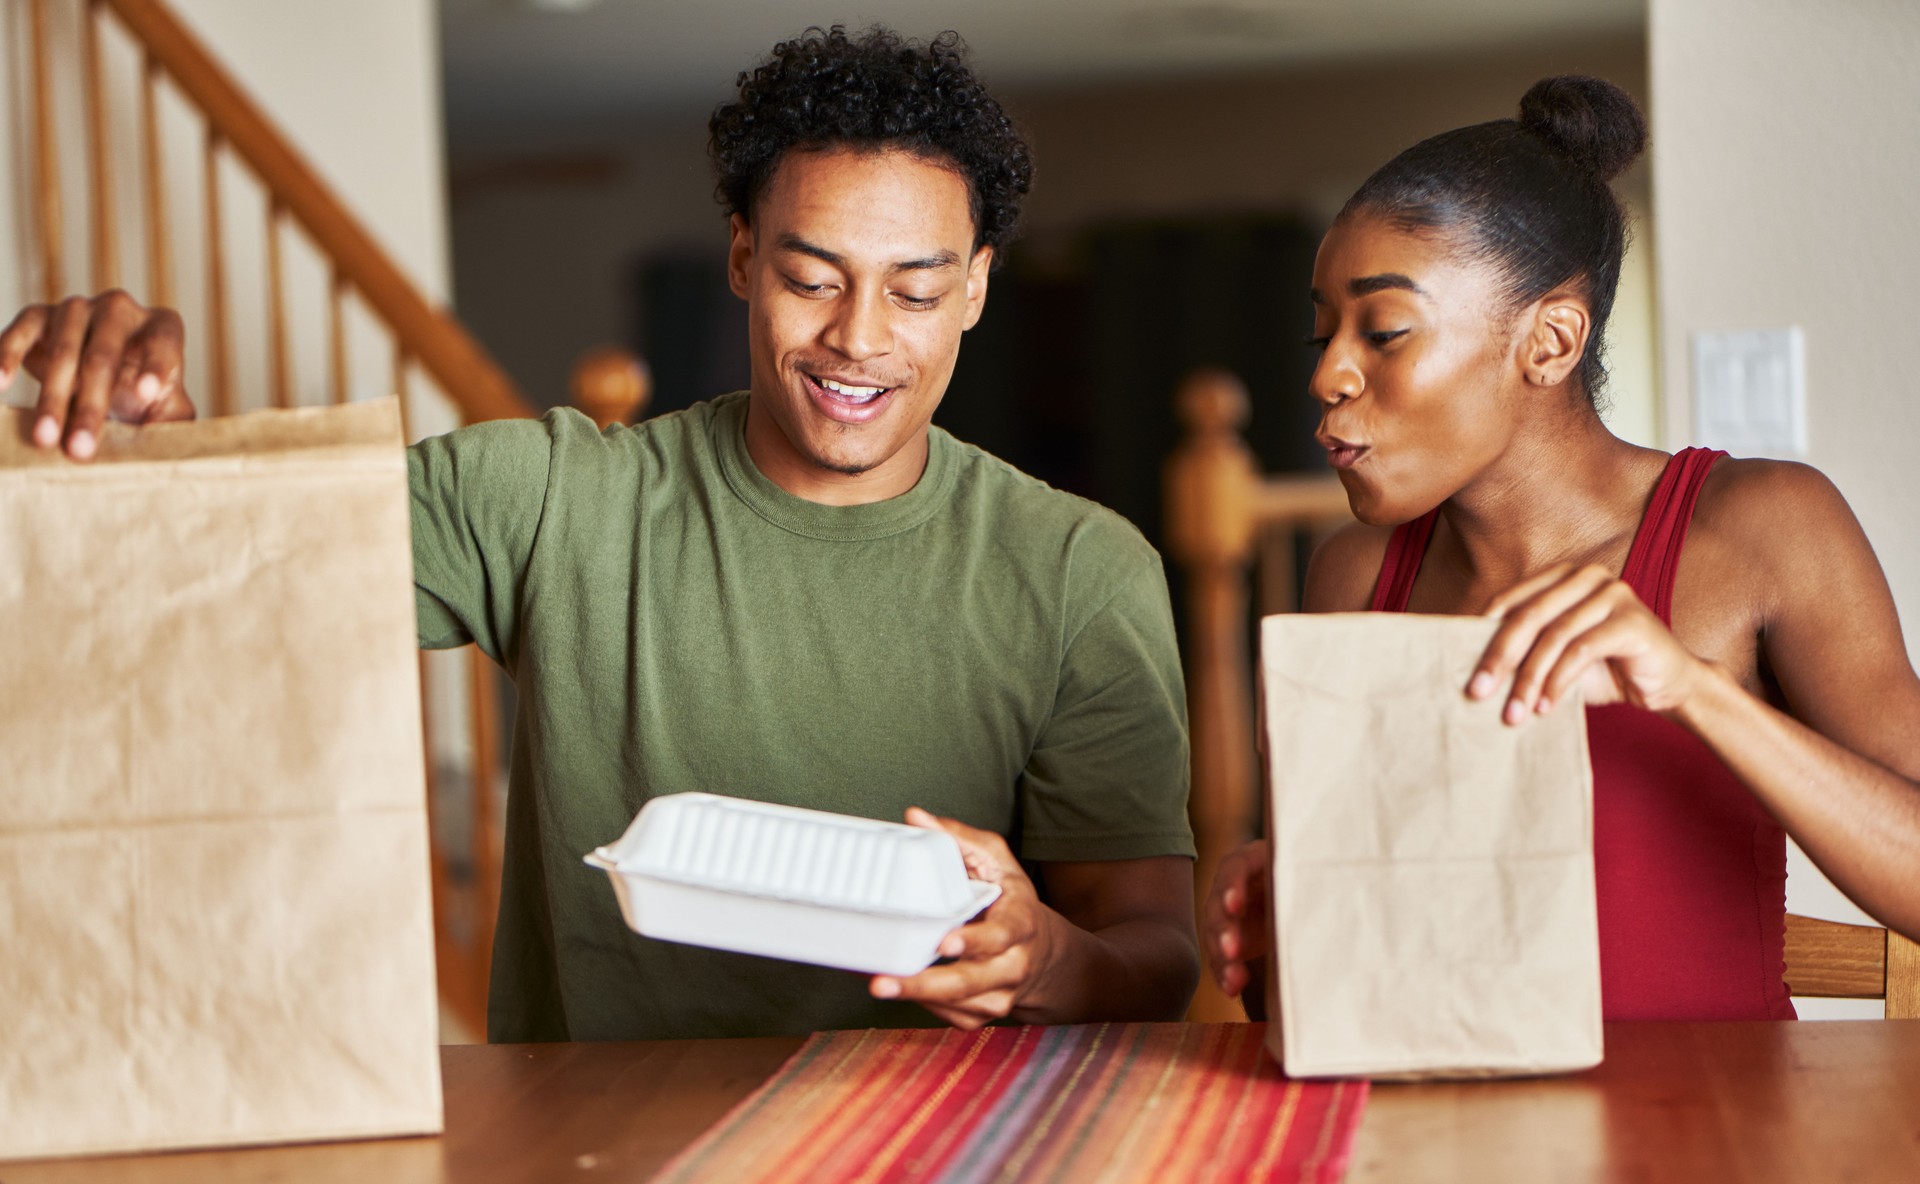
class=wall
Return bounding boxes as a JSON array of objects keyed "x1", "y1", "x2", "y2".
[
  {"x1": 1651, "y1": 0, "x2": 1920, "y2": 1017},
  {"x1": 446, "y1": 35, "x2": 1659, "y2": 443}
]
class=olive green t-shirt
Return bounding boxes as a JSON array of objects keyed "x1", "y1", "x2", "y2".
[{"x1": 407, "y1": 393, "x2": 1193, "y2": 1041}]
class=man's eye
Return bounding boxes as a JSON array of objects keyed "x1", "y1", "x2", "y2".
[
  {"x1": 1366, "y1": 329, "x2": 1410, "y2": 346},
  {"x1": 1305, "y1": 335, "x2": 1332, "y2": 351},
  {"x1": 784, "y1": 277, "x2": 831, "y2": 296},
  {"x1": 896, "y1": 293, "x2": 941, "y2": 310}
]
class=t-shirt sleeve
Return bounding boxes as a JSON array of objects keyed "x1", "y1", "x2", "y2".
[
  {"x1": 408, "y1": 417, "x2": 556, "y2": 667},
  {"x1": 1019, "y1": 548, "x2": 1196, "y2": 863}
]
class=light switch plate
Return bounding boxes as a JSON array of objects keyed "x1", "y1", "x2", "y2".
[{"x1": 1691, "y1": 327, "x2": 1806, "y2": 457}]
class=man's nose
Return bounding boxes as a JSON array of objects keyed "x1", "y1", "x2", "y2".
[{"x1": 822, "y1": 288, "x2": 893, "y2": 361}]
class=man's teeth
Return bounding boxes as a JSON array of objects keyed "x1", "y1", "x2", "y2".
[{"x1": 817, "y1": 377, "x2": 886, "y2": 402}]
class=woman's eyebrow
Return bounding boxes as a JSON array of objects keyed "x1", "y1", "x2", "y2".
[
  {"x1": 1349, "y1": 273, "x2": 1428, "y2": 298},
  {"x1": 1308, "y1": 273, "x2": 1430, "y2": 304}
]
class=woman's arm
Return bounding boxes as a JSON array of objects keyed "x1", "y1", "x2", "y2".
[{"x1": 1474, "y1": 460, "x2": 1920, "y2": 940}]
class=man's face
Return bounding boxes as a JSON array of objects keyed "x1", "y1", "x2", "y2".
[{"x1": 728, "y1": 145, "x2": 991, "y2": 505}]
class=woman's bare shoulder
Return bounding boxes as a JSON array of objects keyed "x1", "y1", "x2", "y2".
[
  {"x1": 1304, "y1": 520, "x2": 1397, "y2": 612},
  {"x1": 1689, "y1": 456, "x2": 1880, "y2": 618},
  {"x1": 1695, "y1": 457, "x2": 1861, "y2": 561}
]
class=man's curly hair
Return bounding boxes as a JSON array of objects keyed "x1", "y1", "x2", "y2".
[{"x1": 709, "y1": 26, "x2": 1033, "y2": 262}]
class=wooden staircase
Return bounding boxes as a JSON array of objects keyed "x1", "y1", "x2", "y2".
[{"x1": 13, "y1": 0, "x2": 651, "y2": 1039}]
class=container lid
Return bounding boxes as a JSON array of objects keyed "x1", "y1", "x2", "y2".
[{"x1": 591, "y1": 793, "x2": 983, "y2": 919}]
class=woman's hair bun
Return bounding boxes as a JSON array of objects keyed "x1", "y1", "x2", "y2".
[{"x1": 1518, "y1": 75, "x2": 1647, "y2": 182}]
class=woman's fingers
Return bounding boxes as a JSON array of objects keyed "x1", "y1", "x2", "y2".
[
  {"x1": 1503, "y1": 583, "x2": 1634, "y2": 718},
  {"x1": 1203, "y1": 841, "x2": 1269, "y2": 994},
  {"x1": 1470, "y1": 565, "x2": 1616, "y2": 711},
  {"x1": 1480, "y1": 562, "x2": 1576, "y2": 620}
]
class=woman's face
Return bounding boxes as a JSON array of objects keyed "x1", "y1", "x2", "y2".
[{"x1": 1307, "y1": 214, "x2": 1529, "y2": 526}]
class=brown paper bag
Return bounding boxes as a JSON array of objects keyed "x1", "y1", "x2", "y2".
[
  {"x1": 1259, "y1": 613, "x2": 1602, "y2": 1079},
  {"x1": 0, "y1": 400, "x2": 442, "y2": 1159}
]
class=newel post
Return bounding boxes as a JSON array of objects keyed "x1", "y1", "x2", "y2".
[
  {"x1": 1163, "y1": 369, "x2": 1262, "y2": 1021},
  {"x1": 571, "y1": 347, "x2": 652, "y2": 429}
]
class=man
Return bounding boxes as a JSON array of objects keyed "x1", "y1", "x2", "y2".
[{"x1": 0, "y1": 26, "x2": 1198, "y2": 1040}]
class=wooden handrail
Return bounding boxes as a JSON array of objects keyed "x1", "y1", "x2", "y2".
[{"x1": 98, "y1": 0, "x2": 534, "y2": 424}]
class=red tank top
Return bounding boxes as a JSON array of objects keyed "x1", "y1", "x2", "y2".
[{"x1": 1370, "y1": 448, "x2": 1794, "y2": 1020}]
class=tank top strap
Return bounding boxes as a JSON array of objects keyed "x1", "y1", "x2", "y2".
[
  {"x1": 1618, "y1": 447, "x2": 1728, "y2": 626},
  {"x1": 1369, "y1": 508, "x2": 1441, "y2": 612}
]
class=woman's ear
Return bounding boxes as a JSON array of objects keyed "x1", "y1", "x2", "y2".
[{"x1": 1521, "y1": 292, "x2": 1591, "y2": 389}]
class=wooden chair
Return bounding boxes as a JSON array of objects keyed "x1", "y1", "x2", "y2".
[
  {"x1": 1785, "y1": 915, "x2": 1920, "y2": 1017},
  {"x1": 1163, "y1": 367, "x2": 1920, "y2": 1021}
]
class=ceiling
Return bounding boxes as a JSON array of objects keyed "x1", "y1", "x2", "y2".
[{"x1": 438, "y1": 0, "x2": 1643, "y2": 143}]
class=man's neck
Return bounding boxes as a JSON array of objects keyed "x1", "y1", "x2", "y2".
[{"x1": 741, "y1": 400, "x2": 930, "y2": 506}]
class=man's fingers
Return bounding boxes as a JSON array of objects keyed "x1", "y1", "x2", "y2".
[
  {"x1": 937, "y1": 916, "x2": 1015, "y2": 961},
  {"x1": 117, "y1": 310, "x2": 189, "y2": 423},
  {"x1": 917, "y1": 997, "x2": 1012, "y2": 1031},
  {"x1": 879, "y1": 946, "x2": 1024, "y2": 1007},
  {"x1": 146, "y1": 382, "x2": 196, "y2": 424},
  {"x1": 32, "y1": 299, "x2": 96, "y2": 453},
  {"x1": 0, "y1": 304, "x2": 50, "y2": 386},
  {"x1": 66, "y1": 292, "x2": 158, "y2": 457},
  {"x1": 905, "y1": 805, "x2": 1017, "y2": 882}
]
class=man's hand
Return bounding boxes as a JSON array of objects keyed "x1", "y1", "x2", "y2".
[
  {"x1": 1, "y1": 292, "x2": 195, "y2": 460},
  {"x1": 870, "y1": 807, "x2": 1199, "y2": 1029},
  {"x1": 869, "y1": 807, "x2": 1064, "y2": 1030}
]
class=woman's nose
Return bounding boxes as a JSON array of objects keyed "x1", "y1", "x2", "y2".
[{"x1": 1308, "y1": 348, "x2": 1361, "y2": 406}]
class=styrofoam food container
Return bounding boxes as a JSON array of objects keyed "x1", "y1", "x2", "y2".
[{"x1": 583, "y1": 793, "x2": 1002, "y2": 976}]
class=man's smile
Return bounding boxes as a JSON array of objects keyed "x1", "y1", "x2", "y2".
[{"x1": 802, "y1": 370, "x2": 900, "y2": 424}]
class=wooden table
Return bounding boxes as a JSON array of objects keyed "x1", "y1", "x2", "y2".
[{"x1": 5, "y1": 1022, "x2": 1918, "y2": 1182}]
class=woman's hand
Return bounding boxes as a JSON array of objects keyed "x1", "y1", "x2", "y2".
[
  {"x1": 1202, "y1": 839, "x2": 1270, "y2": 999},
  {"x1": 870, "y1": 807, "x2": 1065, "y2": 1030},
  {"x1": 1470, "y1": 563, "x2": 1714, "y2": 722},
  {"x1": 0, "y1": 292, "x2": 195, "y2": 459}
]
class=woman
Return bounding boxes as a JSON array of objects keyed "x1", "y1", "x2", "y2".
[{"x1": 1205, "y1": 76, "x2": 1920, "y2": 1020}]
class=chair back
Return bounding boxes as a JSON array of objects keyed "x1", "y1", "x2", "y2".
[{"x1": 1785, "y1": 914, "x2": 1920, "y2": 1018}]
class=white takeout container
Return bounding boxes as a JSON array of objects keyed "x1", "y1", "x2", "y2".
[{"x1": 583, "y1": 793, "x2": 1002, "y2": 976}]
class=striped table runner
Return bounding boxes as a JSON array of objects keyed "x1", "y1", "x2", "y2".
[{"x1": 651, "y1": 1022, "x2": 1368, "y2": 1183}]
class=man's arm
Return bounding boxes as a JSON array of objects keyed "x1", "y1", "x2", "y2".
[{"x1": 872, "y1": 809, "x2": 1198, "y2": 1028}]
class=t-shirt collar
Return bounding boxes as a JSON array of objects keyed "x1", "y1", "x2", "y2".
[{"x1": 712, "y1": 392, "x2": 954, "y2": 541}]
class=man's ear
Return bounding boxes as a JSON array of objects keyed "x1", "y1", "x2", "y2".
[
  {"x1": 1521, "y1": 290, "x2": 1591, "y2": 389},
  {"x1": 726, "y1": 214, "x2": 753, "y2": 300},
  {"x1": 961, "y1": 245, "x2": 993, "y2": 331}
]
